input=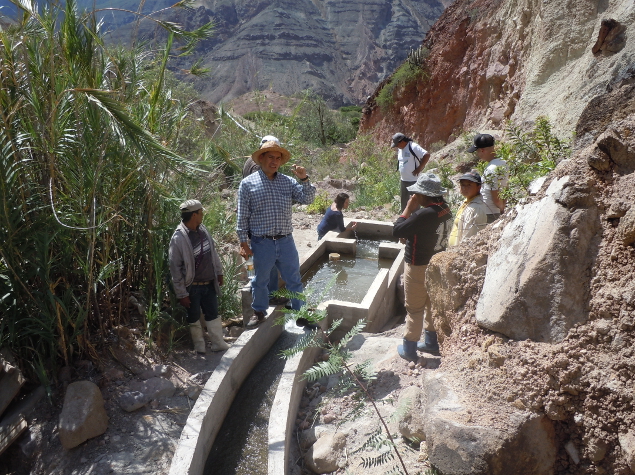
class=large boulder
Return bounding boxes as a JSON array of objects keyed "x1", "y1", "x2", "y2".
[
  {"x1": 304, "y1": 431, "x2": 346, "y2": 473},
  {"x1": 423, "y1": 372, "x2": 557, "y2": 475},
  {"x1": 59, "y1": 381, "x2": 109, "y2": 449},
  {"x1": 475, "y1": 175, "x2": 600, "y2": 342},
  {"x1": 397, "y1": 385, "x2": 426, "y2": 441}
]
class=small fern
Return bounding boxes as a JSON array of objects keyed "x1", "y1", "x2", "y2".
[{"x1": 360, "y1": 450, "x2": 395, "y2": 468}]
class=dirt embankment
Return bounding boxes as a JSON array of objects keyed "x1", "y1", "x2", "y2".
[
  {"x1": 424, "y1": 84, "x2": 635, "y2": 474},
  {"x1": 361, "y1": 0, "x2": 634, "y2": 150}
]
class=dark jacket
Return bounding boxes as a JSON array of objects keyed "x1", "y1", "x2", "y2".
[{"x1": 393, "y1": 201, "x2": 453, "y2": 265}]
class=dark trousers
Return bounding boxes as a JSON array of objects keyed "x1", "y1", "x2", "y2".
[
  {"x1": 400, "y1": 180, "x2": 416, "y2": 213},
  {"x1": 185, "y1": 282, "x2": 218, "y2": 324}
]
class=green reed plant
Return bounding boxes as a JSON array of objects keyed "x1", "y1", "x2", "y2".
[{"x1": 0, "y1": 0, "x2": 214, "y2": 381}]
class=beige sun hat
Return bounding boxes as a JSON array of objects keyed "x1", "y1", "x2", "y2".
[
  {"x1": 406, "y1": 173, "x2": 447, "y2": 197},
  {"x1": 251, "y1": 140, "x2": 291, "y2": 165}
]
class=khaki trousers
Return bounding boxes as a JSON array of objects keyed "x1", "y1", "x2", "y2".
[{"x1": 403, "y1": 263, "x2": 434, "y2": 342}]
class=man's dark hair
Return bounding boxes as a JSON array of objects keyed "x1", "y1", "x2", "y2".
[
  {"x1": 181, "y1": 210, "x2": 198, "y2": 222},
  {"x1": 334, "y1": 193, "x2": 350, "y2": 211}
]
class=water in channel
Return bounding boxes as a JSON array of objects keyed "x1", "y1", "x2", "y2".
[
  {"x1": 204, "y1": 329, "x2": 299, "y2": 475},
  {"x1": 301, "y1": 239, "x2": 393, "y2": 303},
  {"x1": 205, "y1": 240, "x2": 392, "y2": 473}
]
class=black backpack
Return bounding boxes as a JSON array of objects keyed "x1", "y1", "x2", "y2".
[{"x1": 396, "y1": 142, "x2": 422, "y2": 171}]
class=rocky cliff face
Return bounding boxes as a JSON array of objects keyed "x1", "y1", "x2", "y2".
[
  {"x1": 361, "y1": 0, "x2": 634, "y2": 147},
  {"x1": 191, "y1": 0, "x2": 446, "y2": 106},
  {"x1": 105, "y1": 0, "x2": 445, "y2": 106},
  {"x1": 360, "y1": 1, "x2": 635, "y2": 473}
]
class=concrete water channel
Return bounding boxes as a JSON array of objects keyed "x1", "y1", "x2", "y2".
[{"x1": 168, "y1": 219, "x2": 405, "y2": 475}]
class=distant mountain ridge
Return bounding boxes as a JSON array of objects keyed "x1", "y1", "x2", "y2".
[{"x1": 0, "y1": 0, "x2": 446, "y2": 107}]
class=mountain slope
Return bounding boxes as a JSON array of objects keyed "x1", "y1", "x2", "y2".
[{"x1": 361, "y1": 0, "x2": 634, "y2": 146}]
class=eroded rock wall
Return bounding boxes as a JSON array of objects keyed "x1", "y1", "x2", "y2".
[
  {"x1": 424, "y1": 85, "x2": 635, "y2": 473},
  {"x1": 361, "y1": 0, "x2": 635, "y2": 147}
]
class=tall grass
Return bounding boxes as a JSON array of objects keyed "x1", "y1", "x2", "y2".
[{"x1": 0, "y1": 0, "x2": 214, "y2": 382}]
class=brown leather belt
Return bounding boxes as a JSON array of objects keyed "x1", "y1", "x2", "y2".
[{"x1": 191, "y1": 281, "x2": 211, "y2": 285}]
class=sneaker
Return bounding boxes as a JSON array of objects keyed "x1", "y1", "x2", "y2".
[
  {"x1": 246, "y1": 311, "x2": 266, "y2": 328},
  {"x1": 269, "y1": 296, "x2": 289, "y2": 306}
]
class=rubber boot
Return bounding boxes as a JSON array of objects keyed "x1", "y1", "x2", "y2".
[
  {"x1": 206, "y1": 318, "x2": 229, "y2": 352},
  {"x1": 398, "y1": 339, "x2": 418, "y2": 362},
  {"x1": 200, "y1": 313, "x2": 210, "y2": 341},
  {"x1": 189, "y1": 322, "x2": 206, "y2": 354},
  {"x1": 417, "y1": 330, "x2": 440, "y2": 355}
]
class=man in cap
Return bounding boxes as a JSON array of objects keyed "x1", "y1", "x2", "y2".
[
  {"x1": 237, "y1": 140, "x2": 316, "y2": 327},
  {"x1": 169, "y1": 200, "x2": 229, "y2": 354},
  {"x1": 242, "y1": 135, "x2": 287, "y2": 306},
  {"x1": 391, "y1": 132, "x2": 430, "y2": 212},
  {"x1": 447, "y1": 170, "x2": 488, "y2": 246},
  {"x1": 468, "y1": 134, "x2": 509, "y2": 222},
  {"x1": 393, "y1": 173, "x2": 453, "y2": 361}
]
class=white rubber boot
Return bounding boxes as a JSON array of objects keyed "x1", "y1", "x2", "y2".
[
  {"x1": 189, "y1": 322, "x2": 206, "y2": 354},
  {"x1": 206, "y1": 318, "x2": 230, "y2": 352},
  {"x1": 200, "y1": 313, "x2": 210, "y2": 341}
]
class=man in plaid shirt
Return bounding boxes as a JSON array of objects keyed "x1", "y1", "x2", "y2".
[{"x1": 237, "y1": 140, "x2": 316, "y2": 327}]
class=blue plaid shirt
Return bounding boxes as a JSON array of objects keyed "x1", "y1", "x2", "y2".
[{"x1": 237, "y1": 170, "x2": 316, "y2": 242}]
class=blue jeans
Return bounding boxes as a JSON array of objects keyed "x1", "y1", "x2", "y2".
[
  {"x1": 185, "y1": 282, "x2": 219, "y2": 324},
  {"x1": 250, "y1": 235, "x2": 304, "y2": 312},
  {"x1": 268, "y1": 267, "x2": 279, "y2": 294}
]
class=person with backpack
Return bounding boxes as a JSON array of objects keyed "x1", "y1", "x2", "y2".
[
  {"x1": 392, "y1": 173, "x2": 453, "y2": 361},
  {"x1": 391, "y1": 132, "x2": 430, "y2": 212}
]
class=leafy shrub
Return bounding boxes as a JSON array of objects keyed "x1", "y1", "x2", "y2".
[
  {"x1": 306, "y1": 191, "x2": 331, "y2": 214},
  {"x1": 339, "y1": 105, "x2": 363, "y2": 129},
  {"x1": 242, "y1": 110, "x2": 291, "y2": 126},
  {"x1": 346, "y1": 135, "x2": 399, "y2": 211},
  {"x1": 292, "y1": 92, "x2": 358, "y2": 145},
  {"x1": 497, "y1": 117, "x2": 570, "y2": 207},
  {"x1": 376, "y1": 63, "x2": 428, "y2": 111}
]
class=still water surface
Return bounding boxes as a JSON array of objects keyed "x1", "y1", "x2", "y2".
[{"x1": 301, "y1": 239, "x2": 392, "y2": 303}]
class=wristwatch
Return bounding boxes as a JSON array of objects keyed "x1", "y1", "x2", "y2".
[{"x1": 300, "y1": 175, "x2": 310, "y2": 182}]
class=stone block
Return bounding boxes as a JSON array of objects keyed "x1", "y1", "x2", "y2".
[
  {"x1": 397, "y1": 385, "x2": 426, "y2": 441},
  {"x1": 118, "y1": 391, "x2": 149, "y2": 412},
  {"x1": 596, "y1": 128, "x2": 635, "y2": 171},
  {"x1": 59, "y1": 381, "x2": 108, "y2": 449},
  {"x1": 305, "y1": 431, "x2": 346, "y2": 474},
  {"x1": 476, "y1": 176, "x2": 600, "y2": 342},
  {"x1": 423, "y1": 372, "x2": 556, "y2": 475},
  {"x1": 619, "y1": 430, "x2": 635, "y2": 472}
]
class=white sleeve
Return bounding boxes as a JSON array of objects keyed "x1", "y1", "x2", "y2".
[{"x1": 412, "y1": 143, "x2": 428, "y2": 159}]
